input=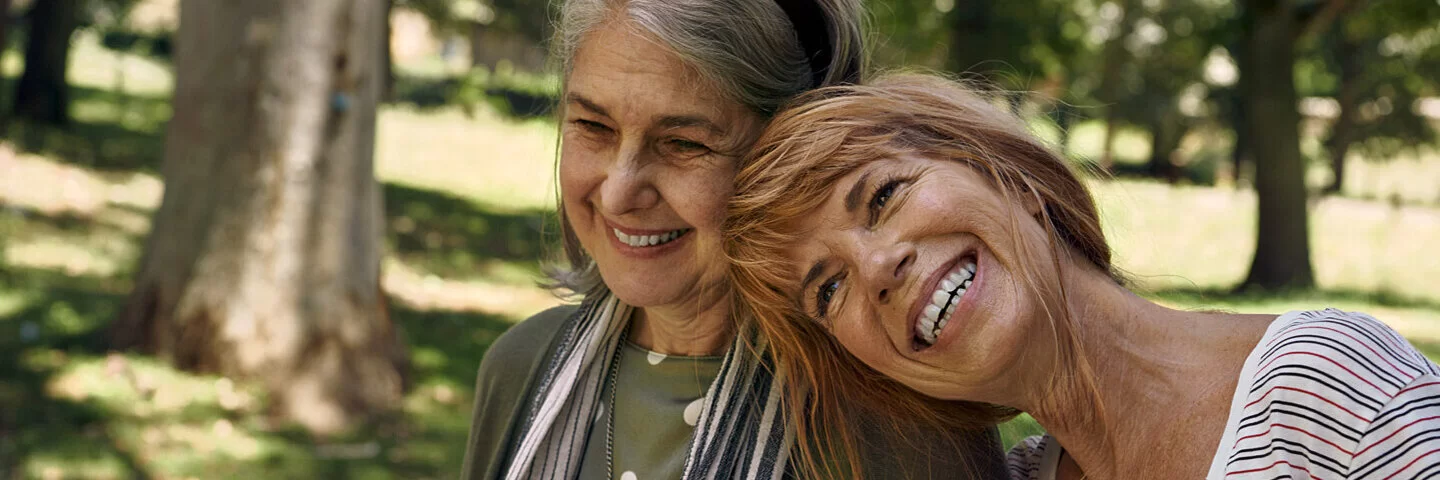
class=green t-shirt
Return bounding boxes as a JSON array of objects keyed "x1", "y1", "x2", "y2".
[{"x1": 576, "y1": 341, "x2": 724, "y2": 480}]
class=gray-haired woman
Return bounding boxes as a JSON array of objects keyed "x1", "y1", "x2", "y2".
[{"x1": 460, "y1": 1, "x2": 1004, "y2": 478}]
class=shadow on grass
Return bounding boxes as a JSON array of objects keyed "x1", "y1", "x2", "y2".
[
  {"x1": 384, "y1": 182, "x2": 553, "y2": 280},
  {"x1": 0, "y1": 267, "x2": 149, "y2": 479},
  {"x1": 2, "y1": 203, "x2": 143, "y2": 244},
  {"x1": 2, "y1": 83, "x2": 170, "y2": 174},
  {"x1": 0, "y1": 259, "x2": 520, "y2": 479}
]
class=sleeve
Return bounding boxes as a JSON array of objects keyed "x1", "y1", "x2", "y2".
[
  {"x1": 1346, "y1": 374, "x2": 1440, "y2": 479},
  {"x1": 1006, "y1": 435, "x2": 1048, "y2": 480},
  {"x1": 459, "y1": 305, "x2": 576, "y2": 480}
]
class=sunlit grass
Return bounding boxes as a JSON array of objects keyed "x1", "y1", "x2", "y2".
[{"x1": 376, "y1": 108, "x2": 559, "y2": 212}]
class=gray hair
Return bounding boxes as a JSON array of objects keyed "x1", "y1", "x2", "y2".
[{"x1": 545, "y1": 0, "x2": 867, "y2": 296}]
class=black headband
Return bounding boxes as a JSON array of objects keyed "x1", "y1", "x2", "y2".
[{"x1": 775, "y1": 0, "x2": 838, "y2": 88}]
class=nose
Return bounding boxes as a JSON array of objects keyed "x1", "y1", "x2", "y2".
[
  {"x1": 597, "y1": 146, "x2": 660, "y2": 216},
  {"x1": 858, "y1": 238, "x2": 915, "y2": 305}
]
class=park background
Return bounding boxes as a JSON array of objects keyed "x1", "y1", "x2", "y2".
[{"x1": 0, "y1": 0, "x2": 1438, "y2": 478}]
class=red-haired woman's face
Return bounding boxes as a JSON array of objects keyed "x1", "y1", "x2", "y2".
[
  {"x1": 561, "y1": 23, "x2": 762, "y2": 310},
  {"x1": 784, "y1": 153, "x2": 1060, "y2": 402}
]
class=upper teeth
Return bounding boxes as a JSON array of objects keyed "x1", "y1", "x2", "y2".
[
  {"x1": 918, "y1": 260, "x2": 976, "y2": 345},
  {"x1": 613, "y1": 228, "x2": 687, "y2": 247}
]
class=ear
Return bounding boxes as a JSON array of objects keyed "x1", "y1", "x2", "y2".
[{"x1": 1020, "y1": 189, "x2": 1045, "y2": 220}]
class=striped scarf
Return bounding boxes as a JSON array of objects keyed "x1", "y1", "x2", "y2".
[{"x1": 503, "y1": 290, "x2": 794, "y2": 480}]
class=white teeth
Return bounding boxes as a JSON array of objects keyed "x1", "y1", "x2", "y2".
[
  {"x1": 923, "y1": 304, "x2": 942, "y2": 320},
  {"x1": 613, "y1": 228, "x2": 687, "y2": 248},
  {"x1": 916, "y1": 259, "x2": 978, "y2": 346}
]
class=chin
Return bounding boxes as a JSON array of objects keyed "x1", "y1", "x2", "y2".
[{"x1": 599, "y1": 267, "x2": 706, "y2": 308}]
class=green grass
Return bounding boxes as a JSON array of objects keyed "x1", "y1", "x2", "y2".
[{"x1": 2, "y1": 27, "x2": 1439, "y2": 477}]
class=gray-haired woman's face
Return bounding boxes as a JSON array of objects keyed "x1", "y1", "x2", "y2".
[{"x1": 560, "y1": 23, "x2": 763, "y2": 309}]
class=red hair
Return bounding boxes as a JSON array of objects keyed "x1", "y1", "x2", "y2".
[{"x1": 726, "y1": 73, "x2": 1122, "y2": 478}]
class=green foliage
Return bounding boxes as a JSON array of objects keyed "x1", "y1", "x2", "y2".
[
  {"x1": 452, "y1": 65, "x2": 559, "y2": 118},
  {"x1": 399, "y1": 0, "x2": 551, "y2": 42},
  {"x1": 98, "y1": 29, "x2": 172, "y2": 62},
  {"x1": 1308, "y1": 0, "x2": 1440, "y2": 162}
]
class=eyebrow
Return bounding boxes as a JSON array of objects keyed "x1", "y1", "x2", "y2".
[
  {"x1": 657, "y1": 115, "x2": 725, "y2": 136},
  {"x1": 844, "y1": 171, "x2": 873, "y2": 214},
  {"x1": 565, "y1": 93, "x2": 611, "y2": 119}
]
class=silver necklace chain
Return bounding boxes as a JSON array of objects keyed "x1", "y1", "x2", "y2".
[{"x1": 604, "y1": 327, "x2": 628, "y2": 480}]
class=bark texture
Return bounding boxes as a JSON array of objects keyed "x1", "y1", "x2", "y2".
[
  {"x1": 1238, "y1": 0, "x2": 1316, "y2": 290},
  {"x1": 112, "y1": 0, "x2": 407, "y2": 435},
  {"x1": 13, "y1": 0, "x2": 79, "y2": 125}
]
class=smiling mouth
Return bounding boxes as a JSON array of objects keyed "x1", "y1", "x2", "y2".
[
  {"x1": 612, "y1": 227, "x2": 691, "y2": 248},
  {"x1": 913, "y1": 254, "x2": 977, "y2": 350}
]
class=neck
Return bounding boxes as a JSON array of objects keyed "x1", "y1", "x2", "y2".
[
  {"x1": 1012, "y1": 264, "x2": 1271, "y2": 478},
  {"x1": 629, "y1": 287, "x2": 735, "y2": 356}
]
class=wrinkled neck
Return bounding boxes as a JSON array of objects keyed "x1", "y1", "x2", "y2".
[{"x1": 629, "y1": 288, "x2": 735, "y2": 356}]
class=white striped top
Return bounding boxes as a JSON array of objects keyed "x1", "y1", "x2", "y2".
[
  {"x1": 1208, "y1": 309, "x2": 1440, "y2": 479},
  {"x1": 1007, "y1": 309, "x2": 1440, "y2": 479}
]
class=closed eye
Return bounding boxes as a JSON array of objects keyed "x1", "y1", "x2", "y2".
[
  {"x1": 573, "y1": 119, "x2": 612, "y2": 134},
  {"x1": 660, "y1": 138, "x2": 713, "y2": 158}
]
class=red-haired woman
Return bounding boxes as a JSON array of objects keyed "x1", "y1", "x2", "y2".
[{"x1": 726, "y1": 74, "x2": 1440, "y2": 479}]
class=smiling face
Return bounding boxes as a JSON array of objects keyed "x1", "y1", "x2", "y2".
[
  {"x1": 786, "y1": 153, "x2": 1063, "y2": 401},
  {"x1": 560, "y1": 22, "x2": 763, "y2": 310}
]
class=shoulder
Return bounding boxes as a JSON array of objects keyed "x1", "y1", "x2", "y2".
[
  {"x1": 1254, "y1": 309, "x2": 1440, "y2": 392},
  {"x1": 461, "y1": 304, "x2": 578, "y2": 480},
  {"x1": 1006, "y1": 435, "x2": 1056, "y2": 480},
  {"x1": 1216, "y1": 309, "x2": 1440, "y2": 478},
  {"x1": 477, "y1": 304, "x2": 578, "y2": 376}
]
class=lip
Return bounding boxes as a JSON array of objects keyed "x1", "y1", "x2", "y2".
[
  {"x1": 917, "y1": 248, "x2": 985, "y2": 354},
  {"x1": 603, "y1": 219, "x2": 692, "y2": 259}
]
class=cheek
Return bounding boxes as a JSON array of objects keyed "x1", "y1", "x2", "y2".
[
  {"x1": 657, "y1": 165, "x2": 734, "y2": 230},
  {"x1": 830, "y1": 316, "x2": 891, "y2": 373},
  {"x1": 558, "y1": 144, "x2": 602, "y2": 209}
]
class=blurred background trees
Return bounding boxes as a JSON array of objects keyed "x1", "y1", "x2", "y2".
[
  {"x1": 0, "y1": 0, "x2": 1437, "y2": 477},
  {"x1": 110, "y1": 0, "x2": 407, "y2": 436}
]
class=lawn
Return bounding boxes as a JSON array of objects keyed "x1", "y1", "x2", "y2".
[{"x1": 1, "y1": 32, "x2": 1438, "y2": 479}]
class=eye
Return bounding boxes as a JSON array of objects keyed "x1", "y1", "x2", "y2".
[
  {"x1": 660, "y1": 138, "x2": 713, "y2": 158},
  {"x1": 815, "y1": 273, "x2": 843, "y2": 318},
  {"x1": 868, "y1": 177, "x2": 907, "y2": 225},
  {"x1": 573, "y1": 119, "x2": 612, "y2": 135}
]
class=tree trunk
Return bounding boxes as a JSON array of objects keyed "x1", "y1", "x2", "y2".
[
  {"x1": 0, "y1": 0, "x2": 13, "y2": 69},
  {"x1": 1322, "y1": 31, "x2": 1364, "y2": 195},
  {"x1": 1146, "y1": 104, "x2": 1185, "y2": 183},
  {"x1": 947, "y1": 1, "x2": 994, "y2": 86},
  {"x1": 0, "y1": 0, "x2": 13, "y2": 131},
  {"x1": 382, "y1": 0, "x2": 395, "y2": 102},
  {"x1": 1097, "y1": 0, "x2": 1139, "y2": 170},
  {"x1": 1238, "y1": 0, "x2": 1315, "y2": 290},
  {"x1": 13, "y1": 0, "x2": 79, "y2": 126},
  {"x1": 112, "y1": 0, "x2": 407, "y2": 435},
  {"x1": 1228, "y1": 86, "x2": 1250, "y2": 184}
]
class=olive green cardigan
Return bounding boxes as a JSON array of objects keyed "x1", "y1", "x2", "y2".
[{"x1": 459, "y1": 305, "x2": 1008, "y2": 479}]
